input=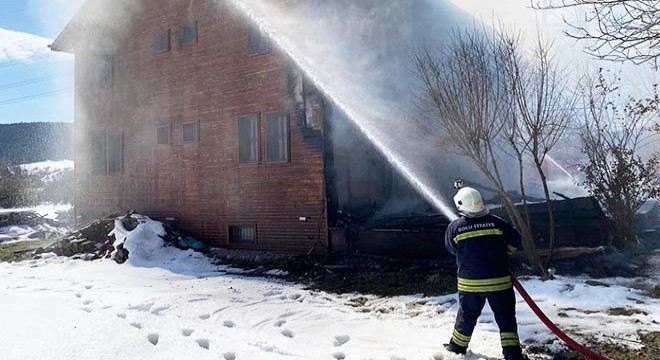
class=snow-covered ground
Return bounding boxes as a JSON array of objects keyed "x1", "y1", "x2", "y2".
[
  {"x1": 0, "y1": 217, "x2": 658, "y2": 360},
  {"x1": 0, "y1": 203, "x2": 72, "y2": 243},
  {"x1": 20, "y1": 160, "x2": 74, "y2": 182}
]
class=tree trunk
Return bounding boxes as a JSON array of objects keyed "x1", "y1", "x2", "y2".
[
  {"x1": 502, "y1": 194, "x2": 551, "y2": 279},
  {"x1": 535, "y1": 162, "x2": 556, "y2": 267}
]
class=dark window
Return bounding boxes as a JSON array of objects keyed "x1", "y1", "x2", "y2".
[
  {"x1": 107, "y1": 133, "x2": 123, "y2": 174},
  {"x1": 180, "y1": 22, "x2": 198, "y2": 45},
  {"x1": 247, "y1": 25, "x2": 269, "y2": 55},
  {"x1": 183, "y1": 122, "x2": 199, "y2": 143},
  {"x1": 265, "y1": 113, "x2": 289, "y2": 163},
  {"x1": 229, "y1": 226, "x2": 256, "y2": 244},
  {"x1": 154, "y1": 30, "x2": 171, "y2": 53},
  {"x1": 156, "y1": 125, "x2": 171, "y2": 145},
  {"x1": 98, "y1": 53, "x2": 113, "y2": 87},
  {"x1": 238, "y1": 114, "x2": 259, "y2": 164},
  {"x1": 91, "y1": 134, "x2": 106, "y2": 175}
]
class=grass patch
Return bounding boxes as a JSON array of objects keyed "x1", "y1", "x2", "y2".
[
  {"x1": 606, "y1": 307, "x2": 648, "y2": 316},
  {"x1": 0, "y1": 240, "x2": 52, "y2": 262},
  {"x1": 594, "y1": 332, "x2": 660, "y2": 360},
  {"x1": 649, "y1": 285, "x2": 660, "y2": 299}
]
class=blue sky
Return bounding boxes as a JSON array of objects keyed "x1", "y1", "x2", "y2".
[
  {"x1": 0, "y1": 0, "x2": 656, "y2": 126},
  {"x1": 0, "y1": 0, "x2": 84, "y2": 124}
]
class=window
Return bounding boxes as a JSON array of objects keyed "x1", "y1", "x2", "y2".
[
  {"x1": 107, "y1": 133, "x2": 123, "y2": 174},
  {"x1": 98, "y1": 53, "x2": 113, "y2": 87},
  {"x1": 183, "y1": 122, "x2": 199, "y2": 143},
  {"x1": 229, "y1": 226, "x2": 256, "y2": 244},
  {"x1": 91, "y1": 134, "x2": 106, "y2": 175},
  {"x1": 238, "y1": 114, "x2": 259, "y2": 164},
  {"x1": 90, "y1": 133, "x2": 123, "y2": 175},
  {"x1": 265, "y1": 113, "x2": 289, "y2": 163},
  {"x1": 180, "y1": 22, "x2": 198, "y2": 45},
  {"x1": 156, "y1": 125, "x2": 171, "y2": 145},
  {"x1": 154, "y1": 30, "x2": 171, "y2": 53},
  {"x1": 247, "y1": 25, "x2": 269, "y2": 55}
]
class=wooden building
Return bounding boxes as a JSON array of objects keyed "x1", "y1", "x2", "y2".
[{"x1": 51, "y1": 0, "x2": 422, "y2": 254}]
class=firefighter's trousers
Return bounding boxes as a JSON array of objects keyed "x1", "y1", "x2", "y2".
[{"x1": 449, "y1": 288, "x2": 523, "y2": 358}]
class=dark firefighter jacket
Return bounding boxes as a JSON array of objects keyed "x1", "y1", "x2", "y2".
[{"x1": 444, "y1": 213, "x2": 522, "y2": 293}]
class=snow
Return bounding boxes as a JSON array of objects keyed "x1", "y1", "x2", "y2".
[
  {"x1": 0, "y1": 217, "x2": 658, "y2": 360},
  {"x1": 20, "y1": 160, "x2": 74, "y2": 182},
  {"x1": 0, "y1": 203, "x2": 73, "y2": 220},
  {"x1": 0, "y1": 203, "x2": 72, "y2": 243}
]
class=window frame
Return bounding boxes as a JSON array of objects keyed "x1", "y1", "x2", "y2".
[
  {"x1": 154, "y1": 29, "x2": 171, "y2": 54},
  {"x1": 98, "y1": 52, "x2": 113, "y2": 88},
  {"x1": 90, "y1": 133, "x2": 107, "y2": 175},
  {"x1": 106, "y1": 132, "x2": 123, "y2": 175},
  {"x1": 228, "y1": 225, "x2": 258, "y2": 245},
  {"x1": 264, "y1": 112, "x2": 290, "y2": 164},
  {"x1": 156, "y1": 124, "x2": 172, "y2": 145},
  {"x1": 180, "y1": 21, "x2": 198, "y2": 46},
  {"x1": 247, "y1": 24, "x2": 270, "y2": 56},
  {"x1": 90, "y1": 132, "x2": 123, "y2": 175},
  {"x1": 237, "y1": 113, "x2": 260, "y2": 165},
  {"x1": 182, "y1": 120, "x2": 200, "y2": 143}
]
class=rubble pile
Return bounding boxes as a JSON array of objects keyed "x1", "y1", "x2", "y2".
[
  {"x1": 34, "y1": 212, "x2": 205, "y2": 263},
  {"x1": 0, "y1": 211, "x2": 58, "y2": 229},
  {"x1": 36, "y1": 217, "x2": 116, "y2": 260},
  {"x1": 0, "y1": 211, "x2": 67, "y2": 244}
]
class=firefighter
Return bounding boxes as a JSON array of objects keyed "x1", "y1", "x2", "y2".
[{"x1": 443, "y1": 186, "x2": 525, "y2": 360}]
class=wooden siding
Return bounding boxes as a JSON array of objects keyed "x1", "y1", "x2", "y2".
[{"x1": 72, "y1": 0, "x2": 328, "y2": 253}]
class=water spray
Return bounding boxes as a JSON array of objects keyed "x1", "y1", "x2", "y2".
[{"x1": 227, "y1": 0, "x2": 459, "y2": 221}]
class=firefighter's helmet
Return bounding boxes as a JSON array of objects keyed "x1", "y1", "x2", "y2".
[{"x1": 453, "y1": 187, "x2": 486, "y2": 215}]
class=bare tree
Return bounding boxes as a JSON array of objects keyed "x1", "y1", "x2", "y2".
[
  {"x1": 413, "y1": 29, "x2": 550, "y2": 279},
  {"x1": 533, "y1": 0, "x2": 660, "y2": 67},
  {"x1": 500, "y1": 35, "x2": 577, "y2": 265},
  {"x1": 579, "y1": 69, "x2": 660, "y2": 247}
]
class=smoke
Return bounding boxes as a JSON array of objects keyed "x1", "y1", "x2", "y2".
[{"x1": 224, "y1": 0, "x2": 511, "y2": 220}]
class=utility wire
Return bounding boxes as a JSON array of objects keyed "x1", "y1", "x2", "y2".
[
  {"x1": 0, "y1": 53, "x2": 61, "y2": 70},
  {"x1": 0, "y1": 73, "x2": 69, "y2": 91},
  {"x1": 0, "y1": 87, "x2": 73, "y2": 106}
]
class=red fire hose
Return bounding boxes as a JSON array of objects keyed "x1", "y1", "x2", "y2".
[{"x1": 511, "y1": 274, "x2": 611, "y2": 360}]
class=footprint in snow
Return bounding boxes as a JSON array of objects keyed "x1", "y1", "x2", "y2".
[
  {"x1": 223, "y1": 320, "x2": 235, "y2": 328},
  {"x1": 116, "y1": 313, "x2": 127, "y2": 319},
  {"x1": 130, "y1": 322, "x2": 142, "y2": 329},
  {"x1": 128, "y1": 302, "x2": 155, "y2": 312},
  {"x1": 182, "y1": 329, "x2": 194, "y2": 337},
  {"x1": 81, "y1": 307, "x2": 93, "y2": 313},
  {"x1": 199, "y1": 313, "x2": 211, "y2": 320},
  {"x1": 334, "y1": 335, "x2": 350, "y2": 347},
  {"x1": 147, "y1": 333, "x2": 159, "y2": 346},
  {"x1": 332, "y1": 352, "x2": 346, "y2": 360},
  {"x1": 281, "y1": 329, "x2": 294, "y2": 338},
  {"x1": 82, "y1": 299, "x2": 94, "y2": 305},
  {"x1": 196, "y1": 339, "x2": 210, "y2": 350},
  {"x1": 75, "y1": 293, "x2": 82, "y2": 298},
  {"x1": 223, "y1": 352, "x2": 236, "y2": 360},
  {"x1": 150, "y1": 305, "x2": 170, "y2": 315},
  {"x1": 274, "y1": 320, "x2": 286, "y2": 328},
  {"x1": 84, "y1": 285, "x2": 93, "y2": 290}
]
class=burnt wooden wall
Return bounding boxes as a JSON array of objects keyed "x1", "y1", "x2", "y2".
[{"x1": 72, "y1": 0, "x2": 328, "y2": 253}]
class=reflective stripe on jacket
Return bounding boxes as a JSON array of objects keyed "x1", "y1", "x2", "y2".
[{"x1": 444, "y1": 214, "x2": 522, "y2": 293}]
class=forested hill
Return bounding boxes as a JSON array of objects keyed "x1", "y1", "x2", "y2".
[{"x1": 0, "y1": 122, "x2": 73, "y2": 164}]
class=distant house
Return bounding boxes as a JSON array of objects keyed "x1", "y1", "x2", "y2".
[{"x1": 51, "y1": 0, "x2": 435, "y2": 254}]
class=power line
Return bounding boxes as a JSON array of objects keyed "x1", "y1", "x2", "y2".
[
  {"x1": 0, "y1": 87, "x2": 73, "y2": 106},
  {"x1": 0, "y1": 53, "x2": 61, "y2": 70},
  {"x1": 0, "y1": 73, "x2": 70, "y2": 91}
]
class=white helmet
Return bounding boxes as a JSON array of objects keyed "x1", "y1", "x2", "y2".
[{"x1": 453, "y1": 187, "x2": 487, "y2": 216}]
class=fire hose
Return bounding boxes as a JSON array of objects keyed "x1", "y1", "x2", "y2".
[{"x1": 511, "y1": 274, "x2": 611, "y2": 360}]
